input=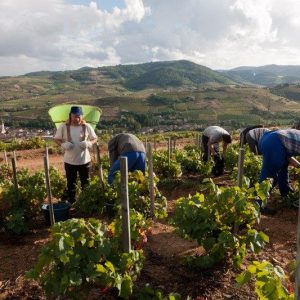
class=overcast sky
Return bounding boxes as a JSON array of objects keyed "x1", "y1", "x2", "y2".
[{"x1": 1, "y1": 0, "x2": 300, "y2": 76}]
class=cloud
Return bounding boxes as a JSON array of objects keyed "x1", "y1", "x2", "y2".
[{"x1": 0, "y1": 0, "x2": 300, "y2": 75}]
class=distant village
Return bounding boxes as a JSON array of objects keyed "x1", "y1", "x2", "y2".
[
  {"x1": 0, "y1": 120, "x2": 204, "y2": 141},
  {"x1": 0, "y1": 121, "x2": 55, "y2": 141}
]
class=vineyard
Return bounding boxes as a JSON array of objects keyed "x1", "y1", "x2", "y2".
[{"x1": 0, "y1": 134, "x2": 298, "y2": 300}]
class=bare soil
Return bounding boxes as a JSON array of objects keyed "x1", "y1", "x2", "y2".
[{"x1": 0, "y1": 149, "x2": 297, "y2": 299}]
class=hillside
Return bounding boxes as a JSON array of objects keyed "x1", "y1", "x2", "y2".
[
  {"x1": 221, "y1": 64, "x2": 300, "y2": 87},
  {"x1": 101, "y1": 60, "x2": 236, "y2": 89},
  {"x1": 270, "y1": 83, "x2": 300, "y2": 101},
  {"x1": 1, "y1": 60, "x2": 300, "y2": 130}
]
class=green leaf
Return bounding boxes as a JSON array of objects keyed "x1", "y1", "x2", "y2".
[
  {"x1": 105, "y1": 261, "x2": 115, "y2": 273},
  {"x1": 248, "y1": 265, "x2": 257, "y2": 274},
  {"x1": 69, "y1": 272, "x2": 83, "y2": 286},
  {"x1": 120, "y1": 276, "x2": 133, "y2": 298},
  {"x1": 236, "y1": 271, "x2": 252, "y2": 286},
  {"x1": 59, "y1": 254, "x2": 69, "y2": 264},
  {"x1": 96, "y1": 264, "x2": 106, "y2": 273},
  {"x1": 258, "y1": 231, "x2": 269, "y2": 243}
]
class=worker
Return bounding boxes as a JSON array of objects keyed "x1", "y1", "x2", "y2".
[
  {"x1": 240, "y1": 125, "x2": 270, "y2": 154},
  {"x1": 54, "y1": 106, "x2": 97, "y2": 203},
  {"x1": 258, "y1": 129, "x2": 300, "y2": 214},
  {"x1": 202, "y1": 126, "x2": 232, "y2": 176},
  {"x1": 108, "y1": 133, "x2": 146, "y2": 184}
]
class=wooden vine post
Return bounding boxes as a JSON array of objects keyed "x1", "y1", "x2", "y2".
[
  {"x1": 13, "y1": 151, "x2": 17, "y2": 168},
  {"x1": 147, "y1": 143, "x2": 155, "y2": 219},
  {"x1": 11, "y1": 155, "x2": 18, "y2": 198},
  {"x1": 44, "y1": 147, "x2": 55, "y2": 226},
  {"x1": 120, "y1": 156, "x2": 131, "y2": 253},
  {"x1": 234, "y1": 146, "x2": 245, "y2": 234},
  {"x1": 237, "y1": 148, "x2": 245, "y2": 188},
  {"x1": 3, "y1": 150, "x2": 8, "y2": 165},
  {"x1": 173, "y1": 138, "x2": 176, "y2": 152},
  {"x1": 95, "y1": 143, "x2": 105, "y2": 191},
  {"x1": 168, "y1": 137, "x2": 171, "y2": 166}
]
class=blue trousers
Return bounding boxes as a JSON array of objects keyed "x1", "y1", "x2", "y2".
[
  {"x1": 108, "y1": 151, "x2": 146, "y2": 184},
  {"x1": 259, "y1": 131, "x2": 292, "y2": 197}
]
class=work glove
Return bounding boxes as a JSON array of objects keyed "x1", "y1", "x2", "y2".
[
  {"x1": 61, "y1": 141, "x2": 74, "y2": 150},
  {"x1": 79, "y1": 140, "x2": 93, "y2": 149}
]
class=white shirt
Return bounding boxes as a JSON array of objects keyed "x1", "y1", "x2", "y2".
[
  {"x1": 203, "y1": 126, "x2": 230, "y2": 144},
  {"x1": 248, "y1": 128, "x2": 270, "y2": 142},
  {"x1": 54, "y1": 123, "x2": 97, "y2": 165}
]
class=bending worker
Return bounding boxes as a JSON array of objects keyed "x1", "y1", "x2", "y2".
[
  {"x1": 108, "y1": 133, "x2": 146, "y2": 184},
  {"x1": 259, "y1": 129, "x2": 300, "y2": 200},
  {"x1": 202, "y1": 125, "x2": 232, "y2": 176},
  {"x1": 240, "y1": 125, "x2": 270, "y2": 154}
]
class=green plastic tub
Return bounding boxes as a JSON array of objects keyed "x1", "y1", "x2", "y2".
[{"x1": 48, "y1": 104, "x2": 102, "y2": 129}]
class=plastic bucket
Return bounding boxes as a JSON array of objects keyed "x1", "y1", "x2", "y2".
[
  {"x1": 42, "y1": 202, "x2": 71, "y2": 226},
  {"x1": 48, "y1": 104, "x2": 102, "y2": 129}
]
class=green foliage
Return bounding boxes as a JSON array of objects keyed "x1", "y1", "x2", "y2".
[
  {"x1": 4, "y1": 208, "x2": 27, "y2": 234},
  {"x1": 171, "y1": 179, "x2": 271, "y2": 269},
  {"x1": 0, "y1": 164, "x2": 12, "y2": 184},
  {"x1": 124, "y1": 171, "x2": 168, "y2": 219},
  {"x1": 74, "y1": 176, "x2": 118, "y2": 215},
  {"x1": 0, "y1": 137, "x2": 49, "y2": 151},
  {"x1": 243, "y1": 151, "x2": 263, "y2": 185},
  {"x1": 224, "y1": 144, "x2": 239, "y2": 172},
  {"x1": 135, "y1": 283, "x2": 191, "y2": 300},
  {"x1": 153, "y1": 151, "x2": 182, "y2": 178},
  {"x1": 0, "y1": 167, "x2": 66, "y2": 234},
  {"x1": 26, "y1": 218, "x2": 144, "y2": 298},
  {"x1": 174, "y1": 148, "x2": 213, "y2": 176},
  {"x1": 233, "y1": 147, "x2": 263, "y2": 186},
  {"x1": 226, "y1": 145, "x2": 263, "y2": 186},
  {"x1": 75, "y1": 172, "x2": 167, "y2": 219},
  {"x1": 110, "y1": 209, "x2": 151, "y2": 250},
  {"x1": 49, "y1": 167, "x2": 67, "y2": 199},
  {"x1": 236, "y1": 260, "x2": 294, "y2": 299}
]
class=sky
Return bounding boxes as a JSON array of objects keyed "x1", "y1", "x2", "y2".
[{"x1": 1, "y1": 0, "x2": 300, "y2": 76}]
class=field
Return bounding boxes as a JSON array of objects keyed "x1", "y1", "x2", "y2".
[{"x1": 0, "y1": 137, "x2": 297, "y2": 299}]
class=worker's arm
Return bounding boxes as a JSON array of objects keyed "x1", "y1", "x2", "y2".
[
  {"x1": 53, "y1": 138, "x2": 63, "y2": 146},
  {"x1": 289, "y1": 157, "x2": 300, "y2": 167},
  {"x1": 53, "y1": 124, "x2": 65, "y2": 146},
  {"x1": 207, "y1": 140, "x2": 214, "y2": 157},
  {"x1": 222, "y1": 143, "x2": 229, "y2": 158},
  {"x1": 108, "y1": 136, "x2": 119, "y2": 165}
]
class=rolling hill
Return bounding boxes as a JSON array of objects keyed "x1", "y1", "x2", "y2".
[
  {"x1": 101, "y1": 60, "x2": 236, "y2": 89},
  {"x1": 1, "y1": 60, "x2": 300, "y2": 130},
  {"x1": 221, "y1": 65, "x2": 300, "y2": 87}
]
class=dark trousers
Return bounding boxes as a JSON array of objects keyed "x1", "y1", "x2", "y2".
[
  {"x1": 202, "y1": 135, "x2": 224, "y2": 176},
  {"x1": 202, "y1": 135, "x2": 221, "y2": 161},
  {"x1": 64, "y1": 162, "x2": 90, "y2": 203}
]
